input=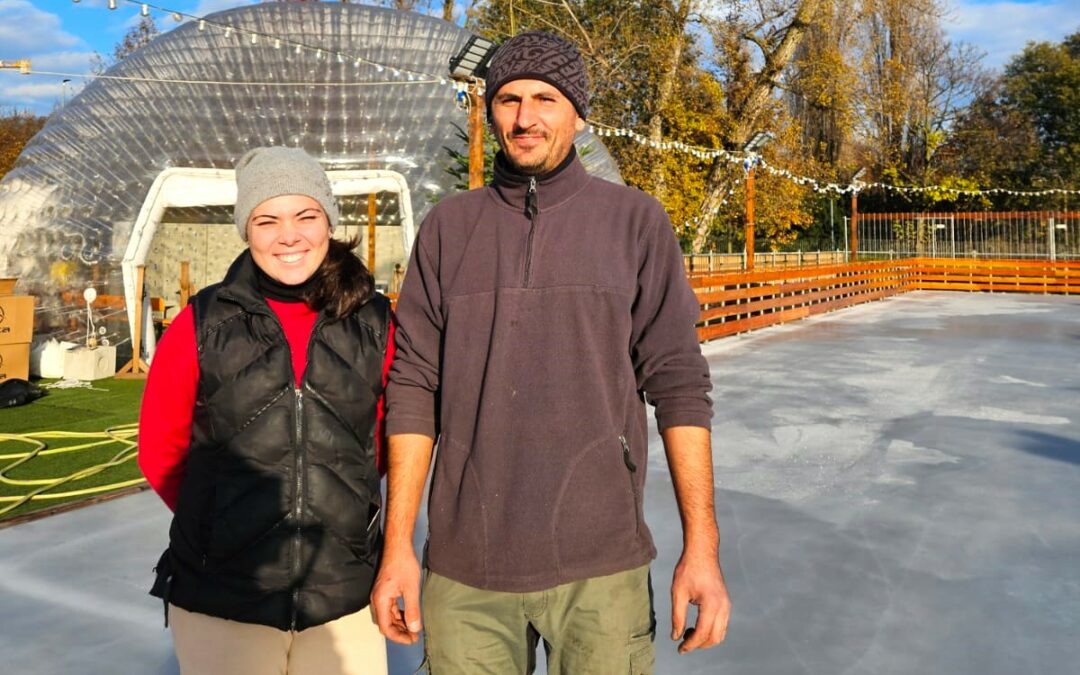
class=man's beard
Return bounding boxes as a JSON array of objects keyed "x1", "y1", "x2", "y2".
[{"x1": 508, "y1": 129, "x2": 551, "y2": 175}]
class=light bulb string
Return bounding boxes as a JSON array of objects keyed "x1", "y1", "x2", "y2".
[
  {"x1": 14, "y1": 68, "x2": 446, "y2": 88},
  {"x1": 108, "y1": 0, "x2": 448, "y2": 84},
  {"x1": 588, "y1": 121, "x2": 1080, "y2": 198}
]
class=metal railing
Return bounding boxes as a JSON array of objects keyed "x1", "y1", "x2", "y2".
[{"x1": 853, "y1": 211, "x2": 1080, "y2": 261}]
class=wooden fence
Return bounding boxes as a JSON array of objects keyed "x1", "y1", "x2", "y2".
[
  {"x1": 908, "y1": 257, "x2": 1080, "y2": 294},
  {"x1": 685, "y1": 251, "x2": 846, "y2": 274},
  {"x1": 693, "y1": 257, "x2": 1079, "y2": 343}
]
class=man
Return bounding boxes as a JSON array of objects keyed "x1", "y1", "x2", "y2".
[{"x1": 373, "y1": 30, "x2": 730, "y2": 673}]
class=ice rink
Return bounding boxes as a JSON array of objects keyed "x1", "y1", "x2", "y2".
[{"x1": 1, "y1": 291, "x2": 1077, "y2": 674}]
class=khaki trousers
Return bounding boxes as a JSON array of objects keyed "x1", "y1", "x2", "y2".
[
  {"x1": 421, "y1": 564, "x2": 655, "y2": 675},
  {"x1": 169, "y1": 603, "x2": 388, "y2": 675}
]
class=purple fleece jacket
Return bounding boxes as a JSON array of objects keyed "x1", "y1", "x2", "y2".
[{"x1": 386, "y1": 150, "x2": 713, "y2": 592}]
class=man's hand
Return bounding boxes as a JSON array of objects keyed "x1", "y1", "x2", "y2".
[
  {"x1": 372, "y1": 433, "x2": 434, "y2": 644},
  {"x1": 660, "y1": 425, "x2": 729, "y2": 653},
  {"x1": 371, "y1": 549, "x2": 423, "y2": 644},
  {"x1": 671, "y1": 548, "x2": 731, "y2": 653}
]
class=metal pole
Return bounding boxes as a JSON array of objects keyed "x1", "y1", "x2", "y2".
[
  {"x1": 829, "y1": 198, "x2": 835, "y2": 250},
  {"x1": 745, "y1": 163, "x2": 756, "y2": 271},
  {"x1": 367, "y1": 193, "x2": 377, "y2": 272},
  {"x1": 843, "y1": 216, "x2": 849, "y2": 261},
  {"x1": 468, "y1": 84, "x2": 485, "y2": 190},
  {"x1": 850, "y1": 190, "x2": 859, "y2": 261},
  {"x1": 1049, "y1": 216, "x2": 1056, "y2": 262}
]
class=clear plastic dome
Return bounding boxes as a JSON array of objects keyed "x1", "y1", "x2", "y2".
[{"x1": 0, "y1": 2, "x2": 621, "y2": 353}]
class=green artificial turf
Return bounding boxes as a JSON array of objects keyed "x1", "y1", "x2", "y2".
[{"x1": 0, "y1": 378, "x2": 146, "y2": 521}]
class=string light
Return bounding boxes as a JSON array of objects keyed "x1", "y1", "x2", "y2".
[
  {"x1": 587, "y1": 121, "x2": 1080, "y2": 198},
  {"x1": 63, "y1": 0, "x2": 1080, "y2": 200},
  {"x1": 103, "y1": 0, "x2": 442, "y2": 84},
  {"x1": 9, "y1": 67, "x2": 446, "y2": 89}
]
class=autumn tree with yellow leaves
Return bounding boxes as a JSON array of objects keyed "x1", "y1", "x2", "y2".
[{"x1": 0, "y1": 111, "x2": 46, "y2": 182}]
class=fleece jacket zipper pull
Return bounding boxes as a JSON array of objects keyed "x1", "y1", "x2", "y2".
[
  {"x1": 523, "y1": 177, "x2": 539, "y2": 286},
  {"x1": 526, "y1": 177, "x2": 538, "y2": 219}
]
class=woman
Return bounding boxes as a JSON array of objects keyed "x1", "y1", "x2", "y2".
[{"x1": 139, "y1": 146, "x2": 393, "y2": 675}]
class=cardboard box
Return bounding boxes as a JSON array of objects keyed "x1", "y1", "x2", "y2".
[
  {"x1": 0, "y1": 295, "x2": 34, "y2": 345},
  {"x1": 64, "y1": 345, "x2": 117, "y2": 381},
  {"x1": 0, "y1": 277, "x2": 16, "y2": 295},
  {"x1": 0, "y1": 342, "x2": 30, "y2": 382}
]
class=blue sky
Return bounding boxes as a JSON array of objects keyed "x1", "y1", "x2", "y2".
[{"x1": 3, "y1": 0, "x2": 1080, "y2": 115}]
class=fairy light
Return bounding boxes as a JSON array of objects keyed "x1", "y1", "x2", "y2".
[
  {"x1": 104, "y1": 0, "x2": 444, "y2": 84},
  {"x1": 588, "y1": 121, "x2": 1080, "y2": 198},
  {"x1": 63, "y1": 0, "x2": 1080, "y2": 199}
]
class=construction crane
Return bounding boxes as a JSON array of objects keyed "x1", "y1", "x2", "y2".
[{"x1": 0, "y1": 59, "x2": 31, "y2": 74}]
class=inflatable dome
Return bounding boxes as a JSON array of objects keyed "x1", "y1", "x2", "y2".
[{"x1": 0, "y1": 1, "x2": 622, "y2": 356}]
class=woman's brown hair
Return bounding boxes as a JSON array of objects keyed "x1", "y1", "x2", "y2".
[{"x1": 303, "y1": 236, "x2": 375, "y2": 319}]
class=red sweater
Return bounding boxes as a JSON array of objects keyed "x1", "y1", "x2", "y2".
[{"x1": 138, "y1": 299, "x2": 395, "y2": 511}]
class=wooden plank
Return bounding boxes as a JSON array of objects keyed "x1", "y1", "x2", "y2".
[
  {"x1": 699, "y1": 277, "x2": 906, "y2": 323},
  {"x1": 695, "y1": 268, "x2": 909, "y2": 305},
  {"x1": 689, "y1": 260, "x2": 908, "y2": 289},
  {"x1": 693, "y1": 257, "x2": 1077, "y2": 344}
]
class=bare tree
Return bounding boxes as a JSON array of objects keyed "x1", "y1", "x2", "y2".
[
  {"x1": 89, "y1": 15, "x2": 159, "y2": 75},
  {"x1": 690, "y1": 0, "x2": 823, "y2": 252}
]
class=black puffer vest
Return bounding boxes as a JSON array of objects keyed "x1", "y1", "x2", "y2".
[{"x1": 151, "y1": 251, "x2": 389, "y2": 631}]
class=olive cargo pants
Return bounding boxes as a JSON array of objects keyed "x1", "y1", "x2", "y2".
[{"x1": 421, "y1": 564, "x2": 655, "y2": 674}]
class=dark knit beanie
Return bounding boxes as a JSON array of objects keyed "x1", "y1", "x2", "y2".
[
  {"x1": 233, "y1": 146, "x2": 339, "y2": 241},
  {"x1": 484, "y1": 30, "x2": 589, "y2": 119}
]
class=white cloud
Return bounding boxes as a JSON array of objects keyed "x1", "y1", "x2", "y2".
[
  {"x1": 31, "y1": 51, "x2": 97, "y2": 74},
  {"x1": 0, "y1": 2, "x2": 93, "y2": 113},
  {"x1": 0, "y1": 0, "x2": 81, "y2": 54},
  {"x1": 2, "y1": 81, "x2": 67, "y2": 99},
  {"x1": 945, "y1": 1, "x2": 1080, "y2": 68}
]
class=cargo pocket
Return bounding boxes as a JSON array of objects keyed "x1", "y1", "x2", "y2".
[{"x1": 628, "y1": 629, "x2": 655, "y2": 675}]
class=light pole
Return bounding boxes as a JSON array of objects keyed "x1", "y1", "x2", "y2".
[
  {"x1": 61, "y1": 78, "x2": 71, "y2": 107},
  {"x1": 742, "y1": 131, "x2": 775, "y2": 271},
  {"x1": 448, "y1": 35, "x2": 498, "y2": 190},
  {"x1": 849, "y1": 167, "x2": 867, "y2": 262}
]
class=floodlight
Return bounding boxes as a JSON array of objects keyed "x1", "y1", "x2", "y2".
[
  {"x1": 743, "y1": 131, "x2": 775, "y2": 154},
  {"x1": 449, "y1": 35, "x2": 498, "y2": 80}
]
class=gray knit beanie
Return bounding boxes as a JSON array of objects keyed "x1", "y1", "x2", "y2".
[
  {"x1": 233, "y1": 146, "x2": 339, "y2": 241},
  {"x1": 484, "y1": 31, "x2": 589, "y2": 120}
]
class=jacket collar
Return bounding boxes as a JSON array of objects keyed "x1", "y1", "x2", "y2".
[
  {"x1": 491, "y1": 145, "x2": 590, "y2": 212},
  {"x1": 217, "y1": 250, "x2": 295, "y2": 317}
]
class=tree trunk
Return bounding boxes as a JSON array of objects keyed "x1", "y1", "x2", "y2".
[
  {"x1": 648, "y1": 1, "x2": 694, "y2": 205},
  {"x1": 691, "y1": 0, "x2": 823, "y2": 252}
]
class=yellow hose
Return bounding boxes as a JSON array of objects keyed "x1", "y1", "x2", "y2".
[{"x1": 0, "y1": 424, "x2": 146, "y2": 516}]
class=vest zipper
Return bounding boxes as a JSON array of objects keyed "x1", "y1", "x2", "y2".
[
  {"x1": 524, "y1": 176, "x2": 538, "y2": 287},
  {"x1": 290, "y1": 385, "x2": 305, "y2": 631}
]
